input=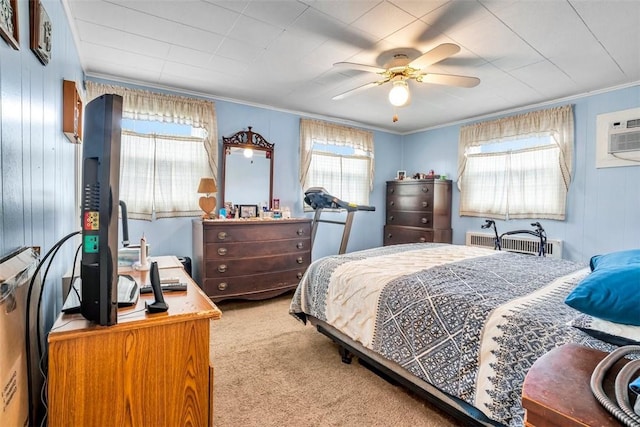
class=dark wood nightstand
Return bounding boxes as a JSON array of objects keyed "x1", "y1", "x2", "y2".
[{"x1": 522, "y1": 343, "x2": 626, "y2": 427}]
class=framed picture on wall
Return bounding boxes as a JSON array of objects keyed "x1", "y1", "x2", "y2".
[
  {"x1": 30, "y1": 0, "x2": 52, "y2": 65},
  {"x1": 0, "y1": 0, "x2": 20, "y2": 50},
  {"x1": 239, "y1": 205, "x2": 258, "y2": 218}
]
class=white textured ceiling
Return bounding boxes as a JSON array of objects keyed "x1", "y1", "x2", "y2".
[{"x1": 63, "y1": 0, "x2": 640, "y2": 133}]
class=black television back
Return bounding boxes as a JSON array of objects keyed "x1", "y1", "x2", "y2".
[{"x1": 80, "y1": 94, "x2": 123, "y2": 326}]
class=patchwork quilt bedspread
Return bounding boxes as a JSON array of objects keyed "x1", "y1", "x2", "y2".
[{"x1": 290, "y1": 243, "x2": 616, "y2": 427}]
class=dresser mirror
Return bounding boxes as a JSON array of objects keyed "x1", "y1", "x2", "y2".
[{"x1": 222, "y1": 127, "x2": 274, "y2": 209}]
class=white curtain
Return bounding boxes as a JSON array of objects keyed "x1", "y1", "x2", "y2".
[
  {"x1": 457, "y1": 104, "x2": 574, "y2": 219},
  {"x1": 307, "y1": 152, "x2": 371, "y2": 206},
  {"x1": 119, "y1": 131, "x2": 155, "y2": 219},
  {"x1": 299, "y1": 118, "x2": 374, "y2": 191},
  {"x1": 508, "y1": 145, "x2": 565, "y2": 219},
  {"x1": 458, "y1": 151, "x2": 509, "y2": 218},
  {"x1": 120, "y1": 131, "x2": 207, "y2": 219},
  {"x1": 86, "y1": 81, "x2": 218, "y2": 183}
]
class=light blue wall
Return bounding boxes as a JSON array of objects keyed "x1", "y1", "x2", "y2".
[
  {"x1": 0, "y1": 0, "x2": 83, "y2": 329},
  {"x1": 401, "y1": 85, "x2": 640, "y2": 262},
  {"x1": 125, "y1": 98, "x2": 402, "y2": 263}
]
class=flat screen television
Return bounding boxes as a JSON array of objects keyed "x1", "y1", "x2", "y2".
[{"x1": 80, "y1": 93, "x2": 123, "y2": 326}]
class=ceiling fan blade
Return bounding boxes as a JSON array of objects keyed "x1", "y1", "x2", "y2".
[
  {"x1": 417, "y1": 73, "x2": 480, "y2": 88},
  {"x1": 409, "y1": 43, "x2": 461, "y2": 70},
  {"x1": 332, "y1": 79, "x2": 388, "y2": 100},
  {"x1": 333, "y1": 61, "x2": 386, "y2": 74}
]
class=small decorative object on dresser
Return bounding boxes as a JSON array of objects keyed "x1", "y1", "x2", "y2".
[
  {"x1": 384, "y1": 178, "x2": 452, "y2": 245},
  {"x1": 29, "y1": 0, "x2": 52, "y2": 65},
  {"x1": 396, "y1": 170, "x2": 406, "y2": 180},
  {"x1": 192, "y1": 218, "x2": 311, "y2": 302},
  {"x1": 239, "y1": 204, "x2": 258, "y2": 218},
  {"x1": 0, "y1": 0, "x2": 19, "y2": 50},
  {"x1": 197, "y1": 177, "x2": 217, "y2": 219}
]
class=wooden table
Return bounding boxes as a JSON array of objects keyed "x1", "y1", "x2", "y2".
[
  {"x1": 48, "y1": 256, "x2": 222, "y2": 427},
  {"x1": 522, "y1": 343, "x2": 626, "y2": 427}
]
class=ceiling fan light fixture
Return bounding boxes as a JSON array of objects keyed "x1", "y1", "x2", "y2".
[{"x1": 388, "y1": 80, "x2": 410, "y2": 107}]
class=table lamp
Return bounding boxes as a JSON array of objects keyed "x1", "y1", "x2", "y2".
[{"x1": 197, "y1": 177, "x2": 217, "y2": 219}]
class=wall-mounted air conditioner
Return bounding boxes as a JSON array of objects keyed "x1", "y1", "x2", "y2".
[
  {"x1": 596, "y1": 107, "x2": 640, "y2": 168},
  {"x1": 608, "y1": 118, "x2": 640, "y2": 154}
]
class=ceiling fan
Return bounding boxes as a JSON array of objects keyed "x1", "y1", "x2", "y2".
[{"x1": 332, "y1": 43, "x2": 480, "y2": 107}]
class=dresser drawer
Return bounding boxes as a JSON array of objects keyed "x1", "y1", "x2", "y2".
[
  {"x1": 387, "y1": 195, "x2": 433, "y2": 211},
  {"x1": 205, "y1": 238, "x2": 310, "y2": 259},
  {"x1": 205, "y1": 252, "x2": 311, "y2": 277},
  {"x1": 386, "y1": 210, "x2": 434, "y2": 228},
  {"x1": 204, "y1": 221, "x2": 310, "y2": 243},
  {"x1": 387, "y1": 182, "x2": 434, "y2": 197},
  {"x1": 383, "y1": 225, "x2": 452, "y2": 246},
  {"x1": 384, "y1": 225, "x2": 433, "y2": 245},
  {"x1": 204, "y1": 269, "x2": 305, "y2": 300}
]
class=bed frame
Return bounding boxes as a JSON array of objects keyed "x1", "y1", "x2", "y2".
[{"x1": 308, "y1": 316, "x2": 505, "y2": 427}]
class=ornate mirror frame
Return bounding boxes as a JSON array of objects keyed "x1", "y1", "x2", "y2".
[{"x1": 221, "y1": 127, "x2": 274, "y2": 210}]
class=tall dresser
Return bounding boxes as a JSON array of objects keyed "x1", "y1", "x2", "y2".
[
  {"x1": 192, "y1": 218, "x2": 311, "y2": 302},
  {"x1": 384, "y1": 179, "x2": 453, "y2": 245}
]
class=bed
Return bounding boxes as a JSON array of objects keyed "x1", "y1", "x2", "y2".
[{"x1": 289, "y1": 242, "x2": 623, "y2": 427}]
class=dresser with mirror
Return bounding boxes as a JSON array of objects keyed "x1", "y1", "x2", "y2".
[{"x1": 192, "y1": 127, "x2": 311, "y2": 302}]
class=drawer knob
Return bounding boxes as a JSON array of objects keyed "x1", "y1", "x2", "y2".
[
  {"x1": 218, "y1": 264, "x2": 227, "y2": 273},
  {"x1": 217, "y1": 247, "x2": 228, "y2": 256},
  {"x1": 419, "y1": 237, "x2": 426, "y2": 243},
  {"x1": 297, "y1": 228, "x2": 304, "y2": 236},
  {"x1": 387, "y1": 233, "x2": 392, "y2": 238},
  {"x1": 297, "y1": 272, "x2": 303, "y2": 279},
  {"x1": 296, "y1": 257, "x2": 304, "y2": 264},
  {"x1": 421, "y1": 218, "x2": 429, "y2": 224},
  {"x1": 389, "y1": 188, "x2": 394, "y2": 193},
  {"x1": 217, "y1": 231, "x2": 227, "y2": 240},
  {"x1": 389, "y1": 201, "x2": 395, "y2": 206},
  {"x1": 296, "y1": 242, "x2": 304, "y2": 249},
  {"x1": 422, "y1": 201, "x2": 429, "y2": 208},
  {"x1": 218, "y1": 282, "x2": 228, "y2": 291},
  {"x1": 421, "y1": 187, "x2": 429, "y2": 193},
  {"x1": 388, "y1": 215, "x2": 394, "y2": 221}
]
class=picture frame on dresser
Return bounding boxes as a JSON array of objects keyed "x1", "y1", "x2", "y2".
[
  {"x1": 0, "y1": 0, "x2": 19, "y2": 50},
  {"x1": 239, "y1": 204, "x2": 258, "y2": 218}
]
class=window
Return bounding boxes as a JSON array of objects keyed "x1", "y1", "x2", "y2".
[
  {"x1": 300, "y1": 119, "x2": 374, "y2": 207},
  {"x1": 457, "y1": 105, "x2": 574, "y2": 220},
  {"x1": 86, "y1": 81, "x2": 217, "y2": 220},
  {"x1": 119, "y1": 121, "x2": 212, "y2": 219}
]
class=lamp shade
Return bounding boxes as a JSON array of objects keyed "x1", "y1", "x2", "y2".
[
  {"x1": 197, "y1": 177, "x2": 217, "y2": 194},
  {"x1": 389, "y1": 80, "x2": 410, "y2": 107}
]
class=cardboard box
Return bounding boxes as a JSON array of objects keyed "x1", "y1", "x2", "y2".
[{"x1": 0, "y1": 283, "x2": 29, "y2": 427}]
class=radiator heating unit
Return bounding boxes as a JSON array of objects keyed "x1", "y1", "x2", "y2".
[{"x1": 465, "y1": 232, "x2": 563, "y2": 258}]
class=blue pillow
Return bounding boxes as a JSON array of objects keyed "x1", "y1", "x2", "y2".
[
  {"x1": 565, "y1": 264, "x2": 640, "y2": 326},
  {"x1": 590, "y1": 249, "x2": 640, "y2": 271}
]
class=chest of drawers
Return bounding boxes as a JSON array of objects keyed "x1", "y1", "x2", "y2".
[
  {"x1": 192, "y1": 218, "x2": 311, "y2": 302},
  {"x1": 384, "y1": 179, "x2": 452, "y2": 246}
]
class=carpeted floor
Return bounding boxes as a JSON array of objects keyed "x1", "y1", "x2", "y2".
[{"x1": 210, "y1": 292, "x2": 460, "y2": 427}]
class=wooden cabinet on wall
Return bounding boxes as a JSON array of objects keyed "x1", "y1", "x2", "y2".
[
  {"x1": 384, "y1": 179, "x2": 453, "y2": 246},
  {"x1": 192, "y1": 219, "x2": 312, "y2": 302}
]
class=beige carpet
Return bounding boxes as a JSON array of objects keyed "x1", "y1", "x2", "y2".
[{"x1": 210, "y1": 293, "x2": 460, "y2": 427}]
